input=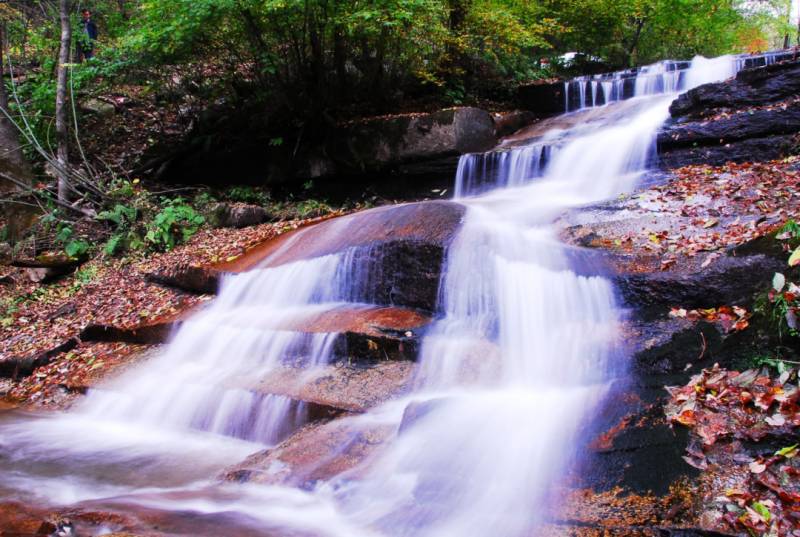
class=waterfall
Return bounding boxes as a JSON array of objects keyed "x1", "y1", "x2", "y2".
[
  {"x1": 563, "y1": 49, "x2": 788, "y2": 112},
  {"x1": 0, "y1": 51, "x2": 774, "y2": 534}
]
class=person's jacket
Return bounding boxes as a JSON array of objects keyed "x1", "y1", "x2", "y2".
[{"x1": 82, "y1": 20, "x2": 98, "y2": 41}]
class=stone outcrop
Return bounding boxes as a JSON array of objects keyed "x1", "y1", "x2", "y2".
[
  {"x1": 309, "y1": 107, "x2": 497, "y2": 181},
  {"x1": 659, "y1": 59, "x2": 800, "y2": 168},
  {"x1": 208, "y1": 202, "x2": 272, "y2": 228},
  {"x1": 670, "y1": 59, "x2": 800, "y2": 119},
  {"x1": 145, "y1": 263, "x2": 222, "y2": 295},
  {"x1": 146, "y1": 202, "x2": 464, "y2": 315},
  {"x1": 217, "y1": 201, "x2": 466, "y2": 313},
  {"x1": 146, "y1": 107, "x2": 498, "y2": 192}
]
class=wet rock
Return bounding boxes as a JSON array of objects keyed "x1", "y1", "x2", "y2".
[
  {"x1": 398, "y1": 398, "x2": 445, "y2": 433},
  {"x1": 657, "y1": 59, "x2": 800, "y2": 168},
  {"x1": 629, "y1": 318, "x2": 725, "y2": 376},
  {"x1": 224, "y1": 418, "x2": 394, "y2": 487},
  {"x1": 658, "y1": 134, "x2": 795, "y2": 168},
  {"x1": 659, "y1": 103, "x2": 800, "y2": 150},
  {"x1": 249, "y1": 360, "x2": 415, "y2": 414},
  {"x1": 670, "y1": 59, "x2": 800, "y2": 119},
  {"x1": 219, "y1": 201, "x2": 465, "y2": 313},
  {"x1": 145, "y1": 263, "x2": 222, "y2": 294},
  {"x1": 493, "y1": 110, "x2": 538, "y2": 138},
  {"x1": 617, "y1": 253, "x2": 783, "y2": 319},
  {"x1": 208, "y1": 202, "x2": 271, "y2": 228},
  {"x1": 317, "y1": 107, "x2": 497, "y2": 181},
  {"x1": 80, "y1": 305, "x2": 430, "y2": 363}
]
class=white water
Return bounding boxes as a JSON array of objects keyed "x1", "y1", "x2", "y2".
[
  {"x1": 564, "y1": 49, "x2": 788, "y2": 112},
  {"x1": 0, "y1": 53, "x2": 764, "y2": 535}
]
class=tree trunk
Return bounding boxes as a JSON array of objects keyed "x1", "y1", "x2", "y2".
[
  {"x1": 0, "y1": 23, "x2": 37, "y2": 241},
  {"x1": 448, "y1": 0, "x2": 470, "y2": 31},
  {"x1": 117, "y1": 0, "x2": 128, "y2": 19},
  {"x1": 56, "y1": 0, "x2": 71, "y2": 203}
]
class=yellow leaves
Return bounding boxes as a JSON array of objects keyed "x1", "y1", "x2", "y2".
[{"x1": 788, "y1": 246, "x2": 800, "y2": 267}]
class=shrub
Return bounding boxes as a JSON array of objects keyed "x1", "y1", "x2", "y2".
[{"x1": 144, "y1": 198, "x2": 205, "y2": 251}]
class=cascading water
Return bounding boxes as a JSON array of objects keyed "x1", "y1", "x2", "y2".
[
  {"x1": 563, "y1": 49, "x2": 788, "y2": 112},
  {"x1": 0, "y1": 52, "x2": 768, "y2": 535}
]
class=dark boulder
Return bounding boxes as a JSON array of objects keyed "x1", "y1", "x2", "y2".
[
  {"x1": 658, "y1": 59, "x2": 800, "y2": 168},
  {"x1": 670, "y1": 59, "x2": 800, "y2": 119},
  {"x1": 209, "y1": 202, "x2": 271, "y2": 228},
  {"x1": 145, "y1": 263, "x2": 222, "y2": 295},
  {"x1": 219, "y1": 201, "x2": 466, "y2": 313},
  {"x1": 617, "y1": 253, "x2": 784, "y2": 319},
  {"x1": 658, "y1": 134, "x2": 796, "y2": 169},
  {"x1": 150, "y1": 107, "x2": 498, "y2": 191},
  {"x1": 313, "y1": 107, "x2": 497, "y2": 180},
  {"x1": 659, "y1": 102, "x2": 800, "y2": 150}
]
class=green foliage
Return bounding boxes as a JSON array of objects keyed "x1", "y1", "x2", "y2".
[
  {"x1": 97, "y1": 203, "x2": 139, "y2": 255},
  {"x1": 756, "y1": 219, "x2": 800, "y2": 343},
  {"x1": 55, "y1": 225, "x2": 91, "y2": 259},
  {"x1": 539, "y1": 0, "x2": 788, "y2": 67},
  {"x1": 97, "y1": 204, "x2": 138, "y2": 228},
  {"x1": 294, "y1": 199, "x2": 333, "y2": 219},
  {"x1": 224, "y1": 186, "x2": 270, "y2": 205},
  {"x1": 144, "y1": 197, "x2": 205, "y2": 251},
  {"x1": 750, "y1": 353, "x2": 800, "y2": 375}
]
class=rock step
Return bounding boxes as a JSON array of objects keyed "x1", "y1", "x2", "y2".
[
  {"x1": 81, "y1": 305, "x2": 432, "y2": 363},
  {"x1": 241, "y1": 360, "x2": 415, "y2": 415},
  {"x1": 224, "y1": 417, "x2": 395, "y2": 486},
  {"x1": 146, "y1": 201, "x2": 465, "y2": 314}
]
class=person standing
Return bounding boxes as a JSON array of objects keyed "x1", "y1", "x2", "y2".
[{"x1": 77, "y1": 9, "x2": 98, "y2": 62}]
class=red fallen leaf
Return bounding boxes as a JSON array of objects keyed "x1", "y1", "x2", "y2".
[
  {"x1": 675, "y1": 409, "x2": 697, "y2": 426},
  {"x1": 756, "y1": 472, "x2": 800, "y2": 503}
]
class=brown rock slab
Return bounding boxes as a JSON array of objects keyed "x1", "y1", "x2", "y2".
[
  {"x1": 146, "y1": 202, "x2": 464, "y2": 312},
  {"x1": 246, "y1": 360, "x2": 415, "y2": 414},
  {"x1": 216, "y1": 200, "x2": 465, "y2": 271},
  {"x1": 79, "y1": 305, "x2": 431, "y2": 363},
  {"x1": 225, "y1": 417, "x2": 395, "y2": 487},
  {"x1": 217, "y1": 201, "x2": 464, "y2": 313},
  {"x1": 144, "y1": 263, "x2": 223, "y2": 295}
]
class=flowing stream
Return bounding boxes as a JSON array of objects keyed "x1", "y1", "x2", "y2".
[{"x1": 0, "y1": 51, "x2": 786, "y2": 536}]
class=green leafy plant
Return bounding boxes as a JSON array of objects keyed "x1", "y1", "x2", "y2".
[
  {"x1": 750, "y1": 353, "x2": 800, "y2": 375},
  {"x1": 55, "y1": 226, "x2": 91, "y2": 259},
  {"x1": 294, "y1": 199, "x2": 332, "y2": 219},
  {"x1": 144, "y1": 198, "x2": 205, "y2": 251},
  {"x1": 224, "y1": 186, "x2": 270, "y2": 206},
  {"x1": 66, "y1": 265, "x2": 99, "y2": 295},
  {"x1": 97, "y1": 203, "x2": 139, "y2": 256}
]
